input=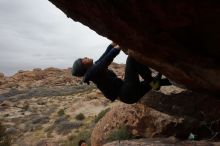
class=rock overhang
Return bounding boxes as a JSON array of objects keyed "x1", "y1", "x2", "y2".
[{"x1": 48, "y1": 0, "x2": 220, "y2": 96}]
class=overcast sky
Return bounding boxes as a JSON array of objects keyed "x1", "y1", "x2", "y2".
[{"x1": 0, "y1": 0, "x2": 126, "y2": 76}]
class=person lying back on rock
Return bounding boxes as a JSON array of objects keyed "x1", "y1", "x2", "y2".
[{"x1": 72, "y1": 42, "x2": 172, "y2": 104}]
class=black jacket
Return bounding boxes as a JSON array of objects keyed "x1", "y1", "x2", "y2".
[{"x1": 83, "y1": 45, "x2": 123, "y2": 101}]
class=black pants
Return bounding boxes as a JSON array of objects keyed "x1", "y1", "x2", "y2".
[{"x1": 118, "y1": 56, "x2": 171, "y2": 104}]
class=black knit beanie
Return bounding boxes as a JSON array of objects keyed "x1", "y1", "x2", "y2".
[{"x1": 72, "y1": 59, "x2": 87, "y2": 77}]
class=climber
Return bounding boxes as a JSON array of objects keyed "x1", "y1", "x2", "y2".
[{"x1": 72, "y1": 42, "x2": 172, "y2": 104}]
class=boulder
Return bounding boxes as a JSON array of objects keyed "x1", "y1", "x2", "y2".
[
  {"x1": 138, "y1": 90, "x2": 220, "y2": 140},
  {"x1": 49, "y1": 0, "x2": 220, "y2": 96},
  {"x1": 91, "y1": 103, "x2": 199, "y2": 146},
  {"x1": 141, "y1": 90, "x2": 220, "y2": 123},
  {"x1": 103, "y1": 138, "x2": 220, "y2": 146}
]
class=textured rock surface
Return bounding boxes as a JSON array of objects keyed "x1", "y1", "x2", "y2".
[
  {"x1": 140, "y1": 90, "x2": 220, "y2": 140},
  {"x1": 49, "y1": 0, "x2": 220, "y2": 96},
  {"x1": 91, "y1": 103, "x2": 199, "y2": 146},
  {"x1": 141, "y1": 90, "x2": 220, "y2": 122},
  {"x1": 103, "y1": 138, "x2": 220, "y2": 146}
]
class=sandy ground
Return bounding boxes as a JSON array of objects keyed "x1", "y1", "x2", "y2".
[{"x1": 0, "y1": 87, "x2": 119, "y2": 146}]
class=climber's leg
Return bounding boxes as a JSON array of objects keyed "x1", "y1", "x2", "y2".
[
  {"x1": 136, "y1": 60, "x2": 153, "y2": 83},
  {"x1": 119, "y1": 56, "x2": 151, "y2": 104},
  {"x1": 150, "y1": 72, "x2": 172, "y2": 90},
  {"x1": 160, "y1": 78, "x2": 172, "y2": 86}
]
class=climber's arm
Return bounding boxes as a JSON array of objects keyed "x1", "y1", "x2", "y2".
[
  {"x1": 95, "y1": 46, "x2": 120, "y2": 69},
  {"x1": 95, "y1": 42, "x2": 118, "y2": 63},
  {"x1": 83, "y1": 46, "x2": 120, "y2": 84}
]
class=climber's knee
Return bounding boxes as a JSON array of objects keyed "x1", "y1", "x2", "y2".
[{"x1": 118, "y1": 83, "x2": 142, "y2": 104}]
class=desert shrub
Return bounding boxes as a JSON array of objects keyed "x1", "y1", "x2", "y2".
[
  {"x1": 57, "y1": 109, "x2": 65, "y2": 116},
  {"x1": 68, "y1": 135, "x2": 74, "y2": 141},
  {"x1": 45, "y1": 116, "x2": 64, "y2": 133},
  {"x1": 37, "y1": 101, "x2": 46, "y2": 105},
  {"x1": 94, "y1": 108, "x2": 110, "y2": 123},
  {"x1": 32, "y1": 116, "x2": 49, "y2": 124},
  {"x1": 107, "y1": 126, "x2": 134, "y2": 142},
  {"x1": 0, "y1": 123, "x2": 11, "y2": 146},
  {"x1": 23, "y1": 104, "x2": 29, "y2": 110},
  {"x1": 65, "y1": 129, "x2": 92, "y2": 146},
  {"x1": 23, "y1": 120, "x2": 43, "y2": 132},
  {"x1": 3, "y1": 114, "x2": 9, "y2": 117},
  {"x1": 5, "y1": 127, "x2": 17, "y2": 135},
  {"x1": 54, "y1": 116, "x2": 67, "y2": 124},
  {"x1": 56, "y1": 121, "x2": 82, "y2": 135},
  {"x1": 2, "y1": 88, "x2": 25, "y2": 97},
  {"x1": 46, "y1": 116, "x2": 82, "y2": 135},
  {"x1": 75, "y1": 113, "x2": 85, "y2": 121}
]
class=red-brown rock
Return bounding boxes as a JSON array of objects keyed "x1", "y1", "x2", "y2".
[
  {"x1": 91, "y1": 103, "x2": 199, "y2": 146},
  {"x1": 103, "y1": 138, "x2": 220, "y2": 146},
  {"x1": 49, "y1": 0, "x2": 220, "y2": 96}
]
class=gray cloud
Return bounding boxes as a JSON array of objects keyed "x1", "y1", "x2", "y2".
[{"x1": 0, "y1": 0, "x2": 127, "y2": 76}]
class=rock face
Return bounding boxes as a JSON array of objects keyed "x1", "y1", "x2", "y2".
[
  {"x1": 91, "y1": 103, "x2": 199, "y2": 146},
  {"x1": 103, "y1": 138, "x2": 220, "y2": 146},
  {"x1": 91, "y1": 86, "x2": 220, "y2": 146},
  {"x1": 141, "y1": 90, "x2": 220, "y2": 122},
  {"x1": 140, "y1": 90, "x2": 220, "y2": 140},
  {"x1": 49, "y1": 0, "x2": 220, "y2": 96}
]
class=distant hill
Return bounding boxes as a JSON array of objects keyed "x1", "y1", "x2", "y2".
[{"x1": 0, "y1": 63, "x2": 125, "y2": 94}]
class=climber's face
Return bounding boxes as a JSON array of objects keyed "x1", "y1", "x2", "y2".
[{"x1": 81, "y1": 57, "x2": 93, "y2": 68}]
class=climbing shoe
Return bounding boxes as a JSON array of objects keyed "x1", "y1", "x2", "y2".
[
  {"x1": 149, "y1": 72, "x2": 162, "y2": 90},
  {"x1": 149, "y1": 80, "x2": 161, "y2": 90}
]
